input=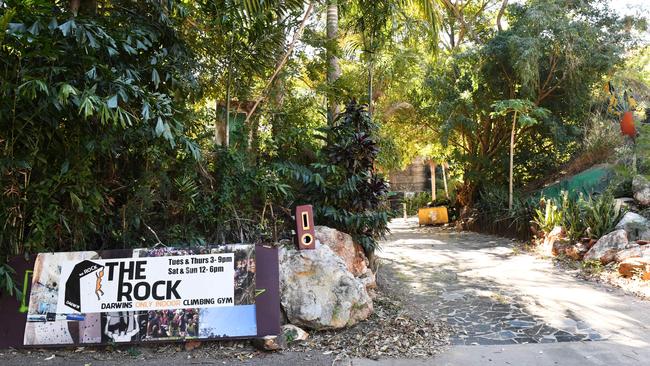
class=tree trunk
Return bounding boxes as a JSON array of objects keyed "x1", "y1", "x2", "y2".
[
  {"x1": 326, "y1": 0, "x2": 341, "y2": 125},
  {"x1": 270, "y1": 0, "x2": 289, "y2": 132},
  {"x1": 248, "y1": 115, "x2": 260, "y2": 153},
  {"x1": 442, "y1": 163, "x2": 449, "y2": 199},
  {"x1": 214, "y1": 99, "x2": 224, "y2": 145},
  {"x1": 429, "y1": 160, "x2": 437, "y2": 201},
  {"x1": 508, "y1": 112, "x2": 517, "y2": 210},
  {"x1": 366, "y1": 28, "x2": 374, "y2": 118},
  {"x1": 368, "y1": 57, "x2": 373, "y2": 118},
  {"x1": 224, "y1": 63, "x2": 232, "y2": 147},
  {"x1": 70, "y1": 0, "x2": 97, "y2": 16},
  {"x1": 497, "y1": 0, "x2": 508, "y2": 32},
  {"x1": 272, "y1": 14, "x2": 288, "y2": 109}
]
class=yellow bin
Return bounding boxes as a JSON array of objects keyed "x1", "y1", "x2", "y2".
[{"x1": 418, "y1": 206, "x2": 449, "y2": 225}]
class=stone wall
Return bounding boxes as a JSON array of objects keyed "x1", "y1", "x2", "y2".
[{"x1": 387, "y1": 156, "x2": 430, "y2": 192}]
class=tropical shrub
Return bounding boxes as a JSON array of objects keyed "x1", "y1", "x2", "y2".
[
  {"x1": 533, "y1": 198, "x2": 562, "y2": 236},
  {"x1": 278, "y1": 101, "x2": 392, "y2": 254},
  {"x1": 582, "y1": 114, "x2": 624, "y2": 165},
  {"x1": 0, "y1": 264, "x2": 20, "y2": 298},
  {"x1": 472, "y1": 185, "x2": 536, "y2": 239},
  {"x1": 560, "y1": 192, "x2": 588, "y2": 242},
  {"x1": 581, "y1": 193, "x2": 623, "y2": 240},
  {"x1": 555, "y1": 191, "x2": 623, "y2": 242},
  {"x1": 186, "y1": 147, "x2": 292, "y2": 245}
]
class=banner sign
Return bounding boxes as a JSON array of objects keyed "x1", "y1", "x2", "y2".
[
  {"x1": 58, "y1": 254, "x2": 236, "y2": 313},
  {"x1": 0, "y1": 244, "x2": 280, "y2": 347}
]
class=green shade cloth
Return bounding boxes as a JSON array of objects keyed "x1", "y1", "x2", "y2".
[{"x1": 538, "y1": 165, "x2": 613, "y2": 200}]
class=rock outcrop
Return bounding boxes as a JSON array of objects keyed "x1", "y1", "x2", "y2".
[
  {"x1": 281, "y1": 324, "x2": 309, "y2": 343},
  {"x1": 251, "y1": 335, "x2": 286, "y2": 351},
  {"x1": 565, "y1": 241, "x2": 593, "y2": 261},
  {"x1": 315, "y1": 225, "x2": 377, "y2": 298},
  {"x1": 614, "y1": 243, "x2": 650, "y2": 262},
  {"x1": 551, "y1": 237, "x2": 593, "y2": 261}
]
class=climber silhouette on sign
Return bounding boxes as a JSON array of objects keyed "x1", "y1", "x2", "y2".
[{"x1": 95, "y1": 269, "x2": 104, "y2": 300}]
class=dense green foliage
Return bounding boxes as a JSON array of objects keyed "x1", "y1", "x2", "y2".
[
  {"x1": 472, "y1": 186, "x2": 537, "y2": 239},
  {"x1": 433, "y1": 1, "x2": 631, "y2": 205},
  {"x1": 533, "y1": 192, "x2": 623, "y2": 242},
  {"x1": 533, "y1": 198, "x2": 562, "y2": 235},
  {"x1": 0, "y1": 1, "x2": 396, "y2": 269},
  {"x1": 403, "y1": 193, "x2": 432, "y2": 216},
  {"x1": 1, "y1": 0, "x2": 202, "y2": 256},
  {"x1": 0, "y1": 0, "x2": 648, "y2": 296}
]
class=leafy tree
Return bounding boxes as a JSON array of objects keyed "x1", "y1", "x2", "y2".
[
  {"x1": 185, "y1": 0, "x2": 305, "y2": 146},
  {"x1": 419, "y1": 0, "x2": 633, "y2": 206},
  {"x1": 371, "y1": 1, "x2": 501, "y2": 172},
  {"x1": 491, "y1": 99, "x2": 550, "y2": 209}
]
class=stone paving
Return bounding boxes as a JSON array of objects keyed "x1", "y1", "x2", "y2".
[
  {"x1": 378, "y1": 218, "x2": 607, "y2": 346},
  {"x1": 437, "y1": 290, "x2": 604, "y2": 345}
]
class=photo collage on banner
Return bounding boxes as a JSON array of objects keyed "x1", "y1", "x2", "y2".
[{"x1": 23, "y1": 245, "x2": 257, "y2": 346}]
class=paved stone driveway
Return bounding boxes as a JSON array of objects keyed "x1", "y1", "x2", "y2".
[{"x1": 378, "y1": 218, "x2": 650, "y2": 347}]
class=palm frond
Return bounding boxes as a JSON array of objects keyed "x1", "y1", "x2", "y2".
[{"x1": 403, "y1": 0, "x2": 444, "y2": 46}]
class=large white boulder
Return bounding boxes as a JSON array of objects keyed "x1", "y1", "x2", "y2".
[
  {"x1": 615, "y1": 212, "x2": 650, "y2": 241},
  {"x1": 315, "y1": 226, "x2": 369, "y2": 277},
  {"x1": 583, "y1": 229, "x2": 630, "y2": 264},
  {"x1": 315, "y1": 225, "x2": 377, "y2": 297},
  {"x1": 279, "y1": 241, "x2": 373, "y2": 330}
]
